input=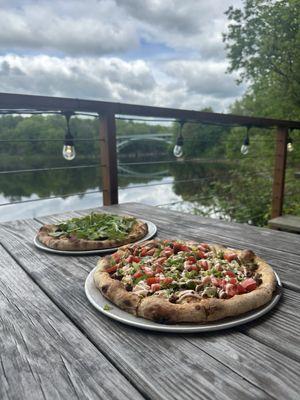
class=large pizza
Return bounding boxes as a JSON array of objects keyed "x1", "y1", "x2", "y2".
[
  {"x1": 37, "y1": 212, "x2": 148, "y2": 251},
  {"x1": 94, "y1": 239, "x2": 277, "y2": 323}
]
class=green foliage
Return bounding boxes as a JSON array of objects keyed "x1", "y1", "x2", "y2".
[{"x1": 224, "y1": 0, "x2": 300, "y2": 118}]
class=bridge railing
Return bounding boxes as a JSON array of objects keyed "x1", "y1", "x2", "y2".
[{"x1": 1, "y1": 92, "x2": 300, "y2": 219}]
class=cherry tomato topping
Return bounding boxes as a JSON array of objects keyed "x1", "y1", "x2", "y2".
[
  {"x1": 132, "y1": 256, "x2": 141, "y2": 263},
  {"x1": 106, "y1": 265, "x2": 118, "y2": 274},
  {"x1": 126, "y1": 255, "x2": 134, "y2": 263},
  {"x1": 229, "y1": 278, "x2": 237, "y2": 285},
  {"x1": 197, "y1": 250, "x2": 206, "y2": 259},
  {"x1": 200, "y1": 243, "x2": 210, "y2": 250},
  {"x1": 112, "y1": 253, "x2": 120, "y2": 263},
  {"x1": 236, "y1": 284, "x2": 246, "y2": 294},
  {"x1": 240, "y1": 278, "x2": 257, "y2": 292},
  {"x1": 200, "y1": 260, "x2": 209, "y2": 270},
  {"x1": 225, "y1": 270, "x2": 236, "y2": 278},
  {"x1": 140, "y1": 248, "x2": 148, "y2": 257},
  {"x1": 162, "y1": 277, "x2": 173, "y2": 285},
  {"x1": 224, "y1": 253, "x2": 238, "y2": 262},
  {"x1": 211, "y1": 276, "x2": 222, "y2": 286},
  {"x1": 225, "y1": 283, "x2": 237, "y2": 297},
  {"x1": 187, "y1": 265, "x2": 198, "y2": 271},
  {"x1": 187, "y1": 256, "x2": 196, "y2": 263},
  {"x1": 146, "y1": 277, "x2": 160, "y2": 285},
  {"x1": 133, "y1": 270, "x2": 143, "y2": 279},
  {"x1": 151, "y1": 283, "x2": 161, "y2": 292}
]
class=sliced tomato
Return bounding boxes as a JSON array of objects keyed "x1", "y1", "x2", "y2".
[
  {"x1": 225, "y1": 270, "x2": 236, "y2": 278},
  {"x1": 211, "y1": 276, "x2": 222, "y2": 287},
  {"x1": 155, "y1": 257, "x2": 167, "y2": 265},
  {"x1": 143, "y1": 266, "x2": 154, "y2": 276},
  {"x1": 106, "y1": 265, "x2": 118, "y2": 274},
  {"x1": 173, "y1": 242, "x2": 182, "y2": 253},
  {"x1": 133, "y1": 270, "x2": 143, "y2": 279},
  {"x1": 200, "y1": 260, "x2": 209, "y2": 270},
  {"x1": 225, "y1": 283, "x2": 237, "y2": 297},
  {"x1": 186, "y1": 265, "x2": 199, "y2": 272},
  {"x1": 179, "y1": 244, "x2": 191, "y2": 252},
  {"x1": 236, "y1": 284, "x2": 246, "y2": 294},
  {"x1": 146, "y1": 277, "x2": 160, "y2": 285},
  {"x1": 197, "y1": 245, "x2": 207, "y2": 252},
  {"x1": 162, "y1": 277, "x2": 173, "y2": 285},
  {"x1": 200, "y1": 243, "x2": 210, "y2": 250},
  {"x1": 140, "y1": 247, "x2": 148, "y2": 257},
  {"x1": 112, "y1": 253, "x2": 121, "y2": 263},
  {"x1": 126, "y1": 255, "x2": 134, "y2": 263},
  {"x1": 187, "y1": 256, "x2": 196, "y2": 263},
  {"x1": 229, "y1": 278, "x2": 237, "y2": 285},
  {"x1": 197, "y1": 250, "x2": 207, "y2": 259},
  {"x1": 224, "y1": 253, "x2": 238, "y2": 262},
  {"x1": 154, "y1": 266, "x2": 163, "y2": 274},
  {"x1": 146, "y1": 248, "x2": 155, "y2": 256},
  {"x1": 132, "y1": 256, "x2": 141, "y2": 263},
  {"x1": 151, "y1": 283, "x2": 161, "y2": 292},
  {"x1": 240, "y1": 278, "x2": 257, "y2": 292}
]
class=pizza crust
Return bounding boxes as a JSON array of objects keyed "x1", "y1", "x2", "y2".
[
  {"x1": 93, "y1": 241, "x2": 277, "y2": 324},
  {"x1": 37, "y1": 218, "x2": 148, "y2": 251}
]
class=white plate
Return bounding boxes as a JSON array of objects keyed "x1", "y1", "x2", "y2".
[
  {"x1": 34, "y1": 220, "x2": 157, "y2": 255},
  {"x1": 85, "y1": 268, "x2": 282, "y2": 332}
]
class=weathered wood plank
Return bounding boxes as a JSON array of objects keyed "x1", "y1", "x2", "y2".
[
  {"x1": 1, "y1": 216, "x2": 300, "y2": 399},
  {"x1": 0, "y1": 244, "x2": 144, "y2": 400},
  {"x1": 0, "y1": 219, "x2": 272, "y2": 400},
  {"x1": 268, "y1": 215, "x2": 300, "y2": 233}
]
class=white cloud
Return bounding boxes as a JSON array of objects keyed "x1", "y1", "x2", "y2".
[
  {"x1": 0, "y1": 54, "x2": 242, "y2": 111},
  {"x1": 0, "y1": 0, "x2": 245, "y2": 111}
]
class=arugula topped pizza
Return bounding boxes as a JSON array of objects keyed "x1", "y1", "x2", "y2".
[
  {"x1": 37, "y1": 213, "x2": 148, "y2": 251},
  {"x1": 94, "y1": 239, "x2": 277, "y2": 323}
]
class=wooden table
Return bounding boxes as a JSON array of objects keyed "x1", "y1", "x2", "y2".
[{"x1": 0, "y1": 202, "x2": 299, "y2": 400}]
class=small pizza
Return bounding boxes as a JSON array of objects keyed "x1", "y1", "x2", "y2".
[
  {"x1": 94, "y1": 239, "x2": 277, "y2": 323},
  {"x1": 37, "y1": 212, "x2": 148, "y2": 251}
]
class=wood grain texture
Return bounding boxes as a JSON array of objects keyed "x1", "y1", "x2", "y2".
[
  {"x1": 1, "y1": 205, "x2": 300, "y2": 399},
  {"x1": 0, "y1": 219, "x2": 276, "y2": 400},
  {"x1": 0, "y1": 244, "x2": 144, "y2": 400},
  {"x1": 269, "y1": 215, "x2": 300, "y2": 233}
]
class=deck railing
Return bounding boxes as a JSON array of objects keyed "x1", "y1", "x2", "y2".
[{"x1": 1, "y1": 92, "x2": 300, "y2": 219}]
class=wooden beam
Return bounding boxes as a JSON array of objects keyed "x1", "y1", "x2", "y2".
[
  {"x1": 1, "y1": 92, "x2": 300, "y2": 129},
  {"x1": 99, "y1": 112, "x2": 118, "y2": 205},
  {"x1": 271, "y1": 127, "x2": 288, "y2": 219}
]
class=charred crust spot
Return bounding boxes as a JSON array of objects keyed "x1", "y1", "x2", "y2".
[
  {"x1": 194, "y1": 304, "x2": 202, "y2": 311},
  {"x1": 101, "y1": 284, "x2": 109, "y2": 294},
  {"x1": 123, "y1": 299, "x2": 132, "y2": 307}
]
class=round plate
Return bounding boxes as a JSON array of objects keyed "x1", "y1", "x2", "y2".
[
  {"x1": 85, "y1": 268, "x2": 282, "y2": 332},
  {"x1": 34, "y1": 220, "x2": 157, "y2": 255}
]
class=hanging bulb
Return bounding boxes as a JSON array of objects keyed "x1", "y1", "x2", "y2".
[
  {"x1": 241, "y1": 127, "x2": 250, "y2": 155},
  {"x1": 63, "y1": 144, "x2": 76, "y2": 160},
  {"x1": 287, "y1": 136, "x2": 294, "y2": 152},
  {"x1": 62, "y1": 111, "x2": 76, "y2": 161},
  {"x1": 173, "y1": 120, "x2": 185, "y2": 158}
]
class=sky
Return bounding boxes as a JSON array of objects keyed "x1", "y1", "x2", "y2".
[{"x1": 0, "y1": 0, "x2": 245, "y2": 112}]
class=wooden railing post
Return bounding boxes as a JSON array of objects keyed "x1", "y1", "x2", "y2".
[
  {"x1": 271, "y1": 126, "x2": 288, "y2": 218},
  {"x1": 99, "y1": 111, "x2": 118, "y2": 205}
]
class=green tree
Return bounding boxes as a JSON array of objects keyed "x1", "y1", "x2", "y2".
[{"x1": 223, "y1": 0, "x2": 300, "y2": 119}]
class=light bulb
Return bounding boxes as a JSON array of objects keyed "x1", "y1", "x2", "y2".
[
  {"x1": 240, "y1": 144, "x2": 249, "y2": 155},
  {"x1": 287, "y1": 142, "x2": 294, "y2": 152},
  {"x1": 63, "y1": 145, "x2": 76, "y2": 160},
  {"x1": 173, "y1": 145, "x2": 183, "y2": 158}
]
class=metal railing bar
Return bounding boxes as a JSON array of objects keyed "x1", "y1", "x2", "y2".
[{"x1": 0, "y1": 164, "x2": 102, "y2": 175}]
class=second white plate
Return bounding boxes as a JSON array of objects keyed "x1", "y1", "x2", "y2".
[{"x1": 34, "y1": 220, "x2": 157, "y2": 255}]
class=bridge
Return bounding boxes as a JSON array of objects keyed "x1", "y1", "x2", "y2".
[{"x1": 116, "y1": 133, "x2": 173, "y2": 151}]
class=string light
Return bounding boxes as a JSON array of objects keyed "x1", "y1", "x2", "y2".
[
  {"x1": 241, "y1": 126, "x2": 250, "y2": 155},
  {"x1": 287, "y1": 130, "x2": 294, "y2": 152},
  {"x1": 62, "y1": 111, "x2": 76, "y2": 160},
  {"x1": 173, "y1": 120, "x2": 185, "y2": 158}
]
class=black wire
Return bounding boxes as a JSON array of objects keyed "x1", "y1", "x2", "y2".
[{"x1": 0, "y1": 164, "x2": 102, "y2": 175}]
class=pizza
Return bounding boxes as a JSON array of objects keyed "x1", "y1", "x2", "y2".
[
  {"x1": 37, "y1": 212, "x2": 148, "y2": 251},
  {"x1": 93, "y1": 239, "x2": 277, "y2": 323}
]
